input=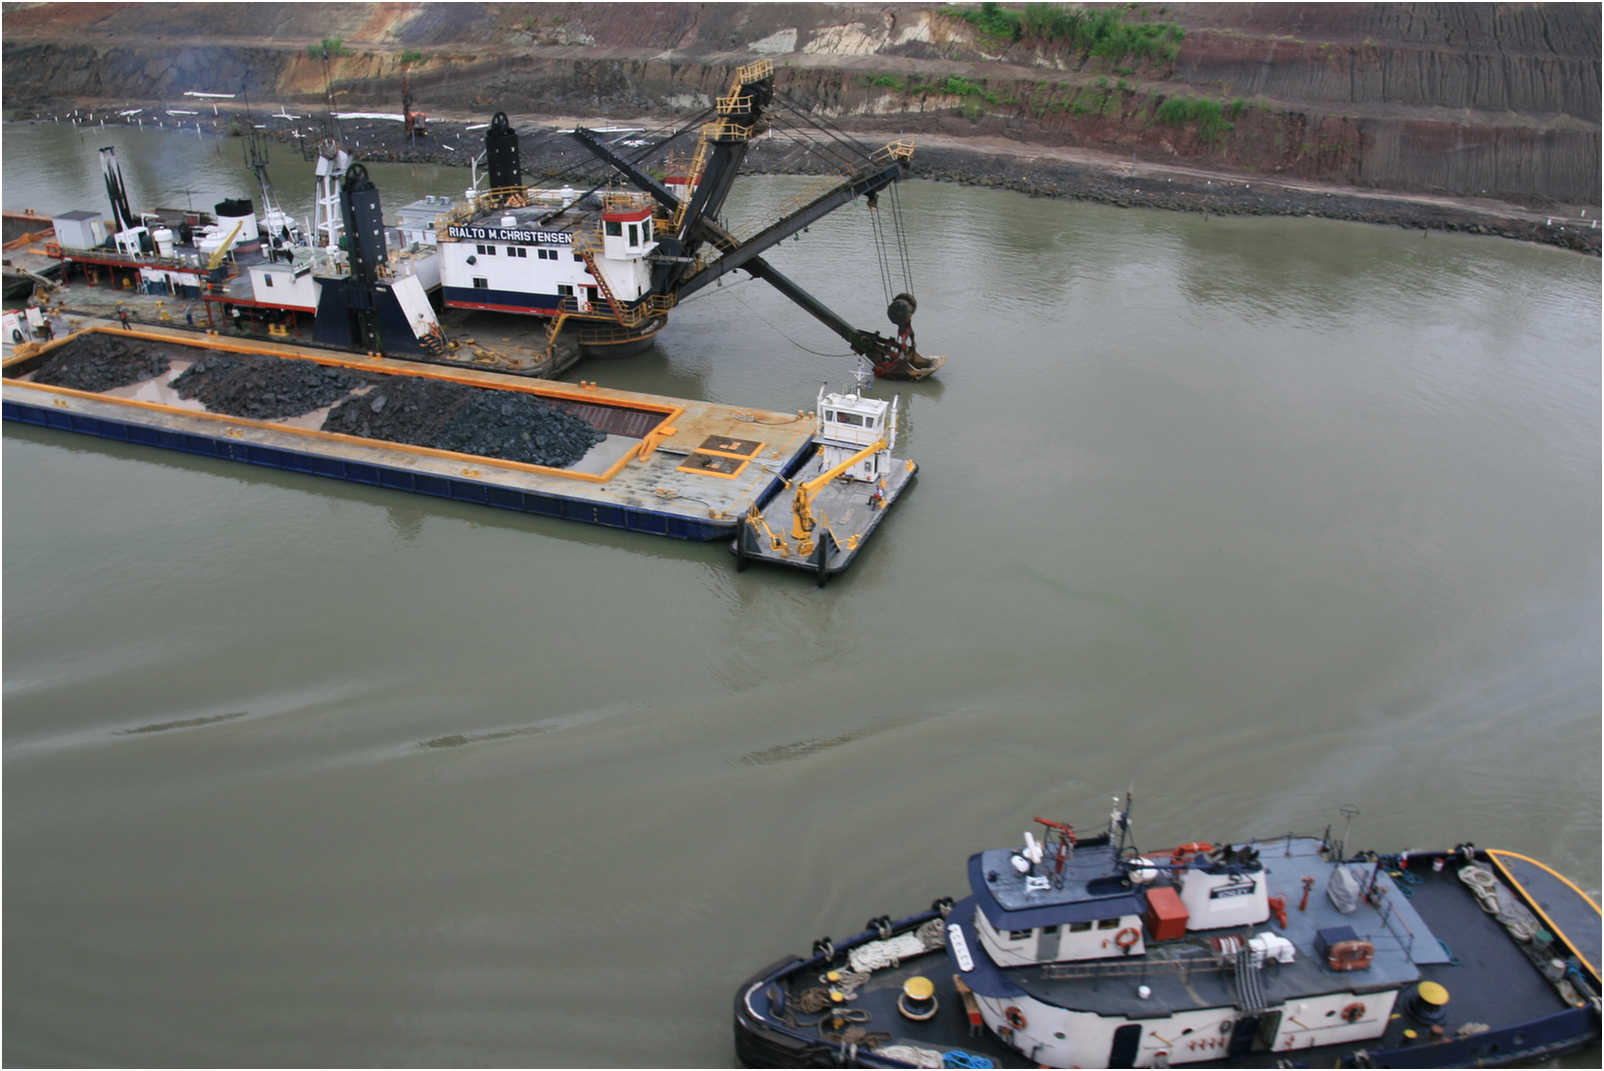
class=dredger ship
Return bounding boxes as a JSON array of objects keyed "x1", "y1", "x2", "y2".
[{"x1": 5, "y1": 63, "x2": 942, "y2": 581}]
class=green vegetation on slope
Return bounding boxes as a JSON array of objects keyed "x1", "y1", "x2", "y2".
[{"x1": 941, "y1": 3, "x2": 1184, "y2": 63}]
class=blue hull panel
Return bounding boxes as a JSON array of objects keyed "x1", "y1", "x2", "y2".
[{"x1": 4, "y1": 399, "x2": 735, "y2": 541}]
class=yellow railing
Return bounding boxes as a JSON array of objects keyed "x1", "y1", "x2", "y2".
[
  {"x1": 871, "y1": 139, "x2": 917, "y2": 164},
  {"x1": 732, "y1": 58, "x2": 773, "y2": 87},
  {"x1": 699, "y1": 117, "x2": 756, "y2": 143},
  {"x1": 602, "y1": 191, "x2": 653, "y2": 213}
]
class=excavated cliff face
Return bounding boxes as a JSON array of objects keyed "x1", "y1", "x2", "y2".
[{"x1": 2, "y1": 2, "x2": 1597, "y2": 206}]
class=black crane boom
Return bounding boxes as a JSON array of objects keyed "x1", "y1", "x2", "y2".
[{"x1": 569, "y1": 125, "x2": 909, "y2": 364}]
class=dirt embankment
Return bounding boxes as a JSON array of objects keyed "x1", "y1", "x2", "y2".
[{"x1": 2, "y1": 2, "x2": 1598, "y2": 247}]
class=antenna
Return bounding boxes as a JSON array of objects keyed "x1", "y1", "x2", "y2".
[
  {"x1": 852, "y1": 356, "x2": 873, "y2": 393},
  {"x1": 1336, "y1": 804, "x2": 1360, "y2": 860}
]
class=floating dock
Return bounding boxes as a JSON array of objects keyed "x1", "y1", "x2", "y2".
[{"x1": 3, "y1": 327, "x2": 815, "y2": 542}]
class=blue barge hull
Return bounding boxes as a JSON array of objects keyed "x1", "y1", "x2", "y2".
[
  {"x1": 4, "y1": 396, "x2": 739, "y2": 540},
  {"x1": 3, "y1": 329, "x2": 819, "y2": 543}
]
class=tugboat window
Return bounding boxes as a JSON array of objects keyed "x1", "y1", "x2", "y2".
[
  {"x1": 472, "y1": 277, "x2": 488, "y2": 289},
  {"x1": 605, "y1": 221, "x2": 623, "y2": 237},
  {"x1": 1097, "y1": 918, "x2": 1120, "y2": 930},
  {"x1": 1069, "y1": 921, "x2": 1092, "y2": 933},
  {"x1": 263, "y1": 276, "x2": 273, "y2": 287},
  {"x1": 1009, "y1": 928, "x2": 1033, "y2": 941},
  {"x1": 628, "y1": 224, "x2": 639, "y2": 245}
]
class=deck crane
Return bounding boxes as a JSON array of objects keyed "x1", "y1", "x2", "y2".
[{"x1": 570, "y1": 61, "x2": 939, "y2": 379}]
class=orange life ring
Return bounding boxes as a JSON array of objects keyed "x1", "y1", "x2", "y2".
[
  {"x1": 1115, "y1": 927, "x2": 1140, "y2": 950},
  {"x1": 580, "y1": 301, "x2": 593, "y2": 313},
  {"x1": 1004, "y1": 1005, "x2": 1027, "y2": 1030},
  {"x1": 1341, "y1": 1002, "x2": 1365, "y2": 1023}
]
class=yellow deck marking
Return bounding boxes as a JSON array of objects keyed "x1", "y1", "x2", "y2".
[
  {"x1": 1486, "y1": 849, "x2": 1601, "y2": 983},
  {"x1": 3, "y1": 327, "x2": 689, "y2": 485}
]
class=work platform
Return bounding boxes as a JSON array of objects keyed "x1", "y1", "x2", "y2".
[{"x1": 2, "y1": 327, "x2": 815, "y2": 541}]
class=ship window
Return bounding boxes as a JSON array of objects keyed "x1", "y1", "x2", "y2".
[
  {"x1": 1008, "y1": 929, "x2": 1033, "y2": 942},
  {"x1": 1068, "y1": 921, "x2": 1092, "y2": 933},
  {"x1": 605, "y1": 220, "x2": 623, "y2": 237},
  {"x1": 263, "y1": 275, "x2": 273, "y2": 287},
  {"x1": 472, "y1": 277, "x2": 488, "y2": 289},
  {"x1": 628, "y1": 223, "x2": 639, "y2": 245},
  {"x1": 644, "y1": 219, "x2": 653, "y2": 240},
  {"x1": 511, "y1": 246, "x2": 527, "y2": 258},
  {"x1": 573, "y1": 253, "x2": 584, "y2": 262},
  {"x1": 1097, "y1": 918, "x2": 1120, "y2": 930},
  {"x1": 835, "y1": 412, "x2": 864, "y2": 427},
  {"x1": 556, "y1": 284, "x2": 573, "y2": 297}
]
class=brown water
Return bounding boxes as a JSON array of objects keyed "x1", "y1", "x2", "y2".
[{"x1": 4, "y1": 123, "x2": 1600, "y2": 1067}]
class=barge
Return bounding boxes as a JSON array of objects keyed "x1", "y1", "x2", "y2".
[
  {"x1": 3, "y1": 327, "x2": 818, "y2": 542},
  {"x1": 734, "y1": 796, "x2": 1601, "y2": 1067}
]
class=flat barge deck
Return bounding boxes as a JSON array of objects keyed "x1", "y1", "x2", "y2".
[{"x1": 3, "y1": 327, "x2": 815, "y2": 542}]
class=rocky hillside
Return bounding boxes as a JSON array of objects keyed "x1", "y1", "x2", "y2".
[{"x1": 2, "y1": 1, "x2": 1598, "y2": 207}]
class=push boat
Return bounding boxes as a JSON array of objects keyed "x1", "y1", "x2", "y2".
[
  {"x1": 734, "y1": 797, "x2": 1601, "y2": 1068},
  {"x1": 733, "y1": 381, "x2": 918, "y2": 586}
]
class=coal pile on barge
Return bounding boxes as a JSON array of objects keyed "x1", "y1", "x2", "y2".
[
  {"x1": 31, "y1": 336, "x2": 171, "y2": 392},
  {"x1": 323, "y1": 377, "x2": 606, "y2": 468},
  {"x1": 171, "y1": 353, "x2": 372, "y2": 421}
]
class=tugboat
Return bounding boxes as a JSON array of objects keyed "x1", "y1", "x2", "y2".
[
  {"x1": 732, "y1": 375, "x2": 918, "y2": 586},
  {"x1": 734, "y1": 795, "x2": 1601, "y2": 1067}
]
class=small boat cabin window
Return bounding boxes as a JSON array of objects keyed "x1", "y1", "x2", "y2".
[
  {"x1": 1097, "y1": 918, "x2": 1120, "y2": 930},
  {"x1": 605, "y1": 220, "x2": 623, "y2": 237},
  {"x1": 1068, "y1": 921, "x2": 1092, "y2": 933},
  {"x1": 1008, "y1": 928, "x2": 1033, "y2": 941},
  {"x1": 834, "y1": 411, "x2": 865, "y2": 427},
  {"x1": 472, "y1": 277, "x2": 488, "y2": 289},
  {"x1": 557, "y1": 284, "x2": 574, "y2": 297},
  {"x1": 263, "y1": 275, "x2": 273, "y2": 287},
  {"x1": 628, "y1": 224, "x2": 639, "y2": 245}
]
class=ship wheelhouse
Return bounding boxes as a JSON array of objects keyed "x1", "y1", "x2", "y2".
[{"x1": 437, "y1": 189, "x2": 660, "y2": 319}]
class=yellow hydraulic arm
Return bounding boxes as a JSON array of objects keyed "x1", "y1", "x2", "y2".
[
  {"x1": 791, "y1": 438, "x2": 886, "y2": 540},
  {"x1": 206, "y1": 219, "x2": 245, "y2": 270}
]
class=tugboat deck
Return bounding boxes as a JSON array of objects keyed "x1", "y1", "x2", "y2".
[{"x1": 736, "y1": 840, "x2": 1602, "y2": 1068}]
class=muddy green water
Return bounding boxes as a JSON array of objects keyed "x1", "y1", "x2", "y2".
[{"x1": 4, "y1": 123, "x2": 1600, "y2": 1067}]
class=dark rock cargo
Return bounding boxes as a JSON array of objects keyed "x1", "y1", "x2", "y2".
[{"x1": 2, "y1": 327, "x2": 834, "y2": 546}]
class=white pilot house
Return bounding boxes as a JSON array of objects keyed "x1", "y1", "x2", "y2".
[{"x1": 438, "y1": 190, "x2": 657, "y2": 318}]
